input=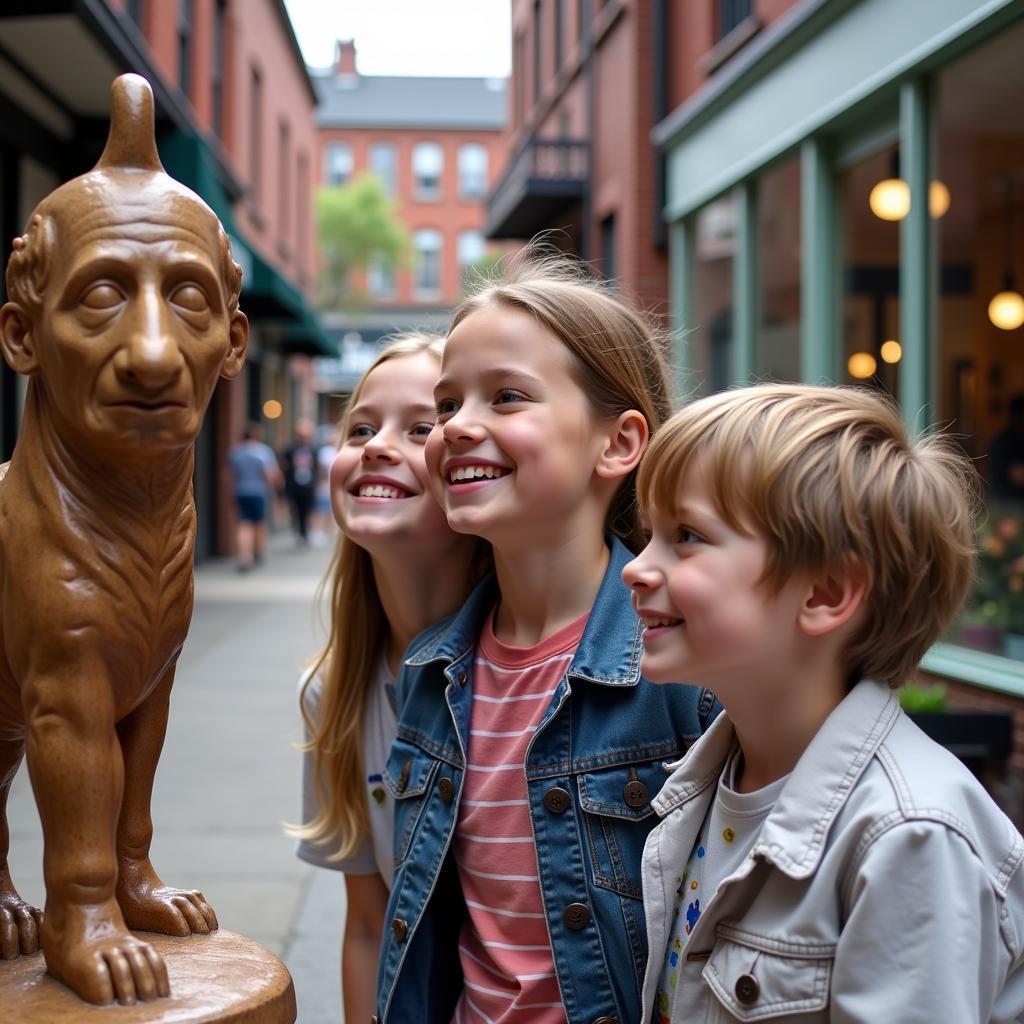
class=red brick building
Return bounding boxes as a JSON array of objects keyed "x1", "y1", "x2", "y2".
[
  {"x1": 488, "y1": 0, "x2": 803, "y2": 318},
  {"x1": 0, "y1": 0, "x2": 331, "y2": 558},
  {"x1": 312, "y1": 41, "x2": 507, "y2": 394}
]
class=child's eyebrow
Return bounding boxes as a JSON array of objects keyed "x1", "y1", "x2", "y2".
[{"x1": 434, "y1": 368, "x2": 545, "y2": 395}]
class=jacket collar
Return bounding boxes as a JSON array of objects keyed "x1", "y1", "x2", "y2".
[
  {"x1": 653, "y1": 679, "x2": 901, "y2": 878},
  {"x1": 405, "y1": 536, "x2": 645, "y2": 687}
]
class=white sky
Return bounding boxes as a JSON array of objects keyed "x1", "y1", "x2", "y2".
[{"x1": 282, "y1": 0, "x2": 512, "y2": 78}]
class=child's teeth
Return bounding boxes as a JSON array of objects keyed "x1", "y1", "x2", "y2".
[
  {"x1": 450, "y1": 465, "x2": 507, "y2": 482},
  {"x1": 359, "y1": 484, "x2": 402, "y2": 498}
]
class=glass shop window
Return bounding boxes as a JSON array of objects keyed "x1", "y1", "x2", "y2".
[
  {"x1": 934, "y1": 20, "x2": 1024, "y2": 660},
  {"x1": 691, "y1": 197, "x2": 735, "y2": 396},
  {"x1": 755, "y1": 159, "x2": 801, "y2": 382}
]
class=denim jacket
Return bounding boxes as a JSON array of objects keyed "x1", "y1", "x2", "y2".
[
  {"x1": 640, "y1": 678, "x2": 1024, "y2": 1023},
  {"x1": 374, "y1": 538, "x2": 717, "y2": 1024}
]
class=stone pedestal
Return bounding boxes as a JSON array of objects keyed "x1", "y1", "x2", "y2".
[{"x1": 0, "y1": 930, "x2": 296, "y2": 1023}]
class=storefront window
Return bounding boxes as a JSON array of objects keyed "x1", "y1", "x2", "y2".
[
  {"x1": 692, "y1": 197, "x2": 735, "y2": 396},
  {"x1": 756, "y1": 160, "x2": 801, "y2": 382},
  {"x1": 935, "y1": 20, "x2": 1024, "y2": 660},
  {"x1": 840, "y1": 144, "x2": 901, "y2": 400}
]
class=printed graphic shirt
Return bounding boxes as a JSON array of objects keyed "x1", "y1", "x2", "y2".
[
  {"x1": 653, "y1": 749, "x2": 790, "y2": 1024},
  {"x1": 452, "y1": 609, "x2": 588, "y2": 1024}
]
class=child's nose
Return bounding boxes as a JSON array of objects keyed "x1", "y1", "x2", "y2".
[
  {"x1": 442, "y1": 405, "x2": 484, "y2": 444},
  {"x1": 622, "y1": 551, "x2": 657, "y2": 591}
]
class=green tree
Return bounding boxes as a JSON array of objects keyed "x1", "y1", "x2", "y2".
[{"x1": 316, "y1": 173, "x2": 407, "y2": 309}]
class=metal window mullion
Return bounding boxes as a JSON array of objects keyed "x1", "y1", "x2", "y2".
[
  {"x1": 732, "y1": 181, "x2": 758, "y2": 384},
  {"x1": 800, "y1": 137, "x2": 839, "y2": 384},
  {"x1": 899, "y1": 77, "x2": 934, "y2": 437}
]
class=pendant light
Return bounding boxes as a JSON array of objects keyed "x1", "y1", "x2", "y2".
[
  {"x1": 988, "y1": 179, "x2": 1024, "y2": 332},
  {"x1": 869, "y1": 151, "x2": 951, "y2": 222}
]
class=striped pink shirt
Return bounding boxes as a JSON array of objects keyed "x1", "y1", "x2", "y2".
[{"x1": 452, "y1": 610, "x2": 588, "y2": 1024}]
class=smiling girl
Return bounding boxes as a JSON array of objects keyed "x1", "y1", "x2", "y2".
[
  {"x1": 291, "y1": 333, "x2": 486, "y2": 1021},
  {"x1": 374, "y1": 254, "x2": 718, "y2": 1024}
]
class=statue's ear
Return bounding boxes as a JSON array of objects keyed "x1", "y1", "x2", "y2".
[
  {"x1": 220, "y1": 309, "x2": 248, "y2": 381},
  {"x1": 0, "y1": 303, "x2": 39, "y2": 375}
]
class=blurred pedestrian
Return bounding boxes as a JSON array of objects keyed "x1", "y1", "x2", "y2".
[
  {"x1": 281, "y1": 418, "x2": 318, "y2": 546},
  {"x1": 311, "y1": 423, "x2": 339, "y2": 547},
  {"x1": 227, "y1": 422, "x2": 282, "y2": 572}
]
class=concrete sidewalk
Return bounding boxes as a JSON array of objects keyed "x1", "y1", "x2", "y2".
[{"x1": 7, "y1": 530, "x2": 346, "y2": 1023}]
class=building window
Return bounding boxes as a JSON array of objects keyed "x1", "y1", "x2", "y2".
[
  {"x1": 458, "y1": 144, "x2": 488, "y2": 199},
  {"x1": 533, "y1": 0, "x2": 542, "y2": 107},
  {"x1": 413, "y1": 228, "x2": 443, "y2": 296},
  {"x1": 324, "y1": 142, "x2": 353, "y2": 187},
  {"x1": 755, "y1": 159, "x2": 801, "y2": 382},
  {"x1": 932, "y1": 20, "x2": 1024, "y2": 660},
  {"x1": 601, "y1": 214, "x2": 616, "y2": 281},
  {"x1": 554, "y1": 0, "x2": 564, "y2": 74},
  {"x1": 212, "y1": 0, "x2": 226, "y2": 139},
  {"x1": 296, "y1": 150, "x2": 309, "y2": 281},
  {"x1": 693, "y1": 197, "x2": 735, "y2": 396},
  {"x1": 412, "y1": 142, "x2": 443, "y2": 200},
  {"x1": 717, "y1": 0, "x2": 752, "y2": 39},
  {"x1": 367, "y1": 253, "x2": 396, "y2": 299},
  {"x1": 514, "y1": 31, "x2": 526, "y2": 128},
  {"x1": 178, "y1": 0, "x2": 193, "y2": 96},
  {"x1": 457, "y1": 230, "x2": 486, "y2": 268},
  {"x1": 277, "y1": 121, "x2": 290, "y2": 250},
  {"x1": 839, "y1": 143, "x2": 901, "y2": 402},
  {"x1": 370, "y1": 143, "x2": 397, "y2": 196},
  {"x1": 249, "y1": 66, "x2": 262, "y2": 205}
]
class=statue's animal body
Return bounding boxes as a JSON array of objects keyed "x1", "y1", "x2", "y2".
[{"x1": 0, "y1": 75, "x2": 248, "y2": 1005}]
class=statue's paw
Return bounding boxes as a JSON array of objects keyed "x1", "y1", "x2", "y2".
[
  {"x1": 45, "y1": 932, "x2": 170, "y2": 1006},
  {"x1": 120, "y1": 884, "x2": 218, "y2": 937},
  {"x1": 0, "y1": 891, "x2": 43, "y2": 959}
]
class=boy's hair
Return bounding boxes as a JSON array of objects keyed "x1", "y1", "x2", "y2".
[
  {"x1": 638, "y1": 383, "x2": 979, "y2": 688},
  {"x1": 452, "y1": 243, "x2": 671, "y2": 551},
  {"x1": 291, "y1": 331, "x2": 489, "y2": 859}
]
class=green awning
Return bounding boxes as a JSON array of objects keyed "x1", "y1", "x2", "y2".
[{"x1": 157, "y1": 131, "x2": 337, "y2": 357}]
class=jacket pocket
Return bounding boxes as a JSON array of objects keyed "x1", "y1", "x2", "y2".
[
  {"x1": 703, "y1": 932, "x2": 833, "y2": 1022},
  {"x1": 383, "y1": 738, "x2": 441, "y2": 865},
  {"x1": 576, "y1": 759, "x2": 664, "y2": 900}
]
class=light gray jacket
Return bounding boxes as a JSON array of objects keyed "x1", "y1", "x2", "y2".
[{"x1": 640, "y1": 679, "x2": 1024, "y2": 1023}]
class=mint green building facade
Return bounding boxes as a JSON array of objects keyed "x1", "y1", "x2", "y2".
[{"x1": 658, "y1": 0, "x2": 1024, "y2": 696}]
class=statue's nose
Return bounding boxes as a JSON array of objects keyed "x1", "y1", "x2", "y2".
[{"x1": 113, "y1": 287, "x2": 185, "y2": 393}]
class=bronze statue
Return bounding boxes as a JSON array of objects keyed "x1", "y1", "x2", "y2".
[{"x1": 0, "y1": 74, "x2": 248, "y2": 1005}]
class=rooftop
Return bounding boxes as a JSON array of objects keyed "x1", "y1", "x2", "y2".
[{"x1": 312, "y1": 71, "x2": 507, "y2": 131}]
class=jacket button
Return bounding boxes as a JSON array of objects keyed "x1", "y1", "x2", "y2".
[
  {"x1": 543, "y1": 786, "x2": 571, "y2": 813},
  {"x1": 623, "y1": 769, "x2": 649, "y2": 809},
  {"x1": 457, "y1": 670, "x2": 468, "y2": 686},
  {"x1": 438, "y1": 776, "x2": 455, "y2": 803},
  {"x1": 391, "y1": 917, "x2": 408, "y2": 942},
  {"x1": 563, "y1": 902, "x2": 591, "y2": 930},
  {"x1": 735, "y1": 972, "x2": 759, "y2": 1005}
]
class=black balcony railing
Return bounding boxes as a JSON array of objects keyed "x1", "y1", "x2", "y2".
[{"x1": 485, "y1": 136, "x2": 590, "y2": 239}]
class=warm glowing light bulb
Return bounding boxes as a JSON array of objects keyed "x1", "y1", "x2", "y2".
[
  {"x1": 869, "y1": 179, "x2": 910, "y2": 222},
  {"x1": 263, "y1": 399, "x2": 283, "y2": 419},
  {"x1": 989, "y1": 291, "x2": 1024, "y2": 331},
  {"x1": 880, "y1": 340, "x2": 902, "y2": 364},
  {"x1": 929, "y1": 180, "x2": 951, "y2": 218},
  {"x1": 847, "y1": 352, "x2": 878, "y2": 379}
]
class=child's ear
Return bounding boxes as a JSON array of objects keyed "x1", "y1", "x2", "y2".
[
  {"x1": 595, "y1": 410, "x2": 648, "y2": 481},
  {"x1": 798, "y1": 562, "x2": 867, "y2": 638}
]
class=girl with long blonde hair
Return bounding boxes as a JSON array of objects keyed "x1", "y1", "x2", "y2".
[{"x1": 292, "y1": 333, "x2": 484, "y2": 1020}]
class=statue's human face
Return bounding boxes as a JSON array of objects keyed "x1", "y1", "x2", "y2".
[{"x1": 31, "y1": 187, "x2": 246, "y2": 454}]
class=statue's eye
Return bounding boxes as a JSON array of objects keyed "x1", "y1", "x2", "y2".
[
  {"x1": 171, "y1": 283, "x2": 210, "y2": 313},
  {"x1": 80, "y1": 283, "x2": 123, "y2": 310}
]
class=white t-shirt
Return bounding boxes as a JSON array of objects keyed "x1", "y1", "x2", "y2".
[
  {"x1": 654, "y1": 748, "x2": 791, "y2": 1023},
  {"x1": 295, "y1": 659, "x2": 397, "y2": 887}
]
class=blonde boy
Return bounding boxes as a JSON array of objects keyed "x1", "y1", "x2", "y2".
[{"x1": 622, "y1": 384, "x2": 1024, "y2": 1023}]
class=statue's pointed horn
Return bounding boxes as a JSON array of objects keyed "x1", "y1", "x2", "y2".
[{"x1": 95, "y1": 74, "x2": 164, "y2": 172}]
